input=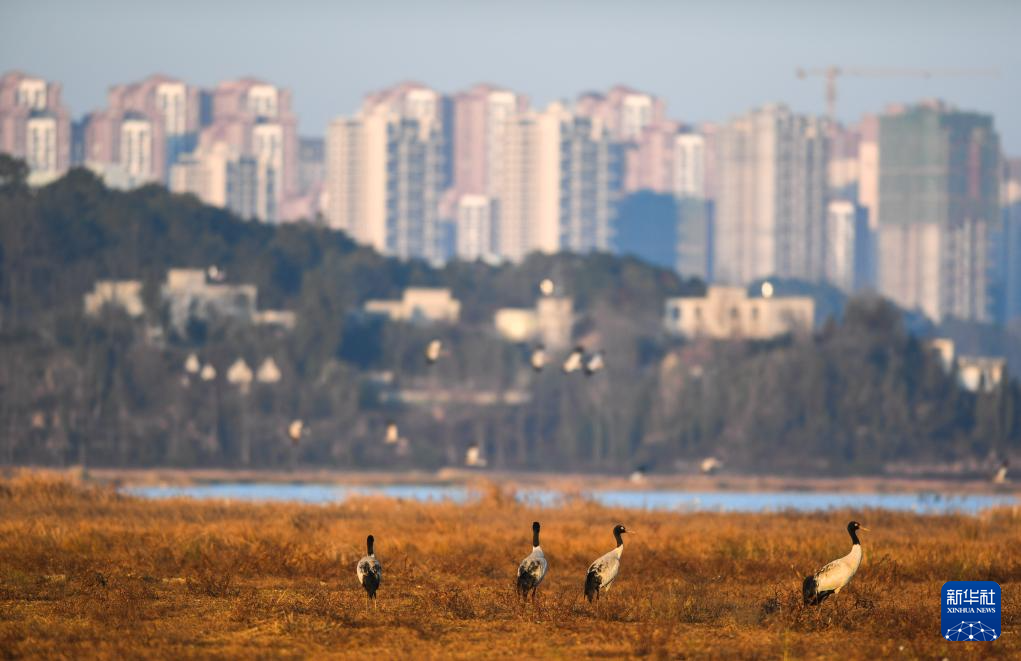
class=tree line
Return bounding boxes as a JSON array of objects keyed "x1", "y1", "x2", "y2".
[{"x1": 1, "y1": 156, "x2": 1018, "y2": 474}]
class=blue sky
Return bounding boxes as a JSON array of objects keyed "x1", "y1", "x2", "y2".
[{"x1": 2, "y1": 0, "x2": 1019, "y2": 152}]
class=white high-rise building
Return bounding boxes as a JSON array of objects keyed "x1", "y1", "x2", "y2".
[
  {"x1": 673, "y1": 133, "x2": 705, "y2": 199},
  {"x1": 494, "y1": 103, "x2": 621, "y2": 262},
  {"x1": 825, "y1": 200, "x2": 872, "y2": 293},
  {"x1": 119, "y1": 116, "x2": 156, "y2": 186},
  {"x1": 326, "y1": 84, "x2": 446, "y2": 261},
  {"x1": 714, "y1": 105, "x2": 828, "y2": 285},
  {"x1": 455, "y1": 194, "x2": 496, "y2": 261}
]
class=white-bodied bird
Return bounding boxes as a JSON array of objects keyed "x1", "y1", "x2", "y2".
[
  {"x1": 530, "y1": 345, "x2": 547, "y2": 372},
  {"x1": 516, "y1": 521, "x2": 548, "y2": 600},
  {"x1": 562, "y1": 346, "x2": 585, "y2": 374},
  {"x1": 425, "y1": 339, "x2": 443, "y2": 365},
  {"x1": 584, "y1": 350, "x2": 605, "y2": 377},
  {"x1": 357, "y1": 534, "x2": 382, "y2": 601},
  {"x1": 803, "y1": 521, "x2": 868, "y2": 605},
  {"x1": 993, "y1": 459, "x2": 1009, "y2": 484},
  {"x1": 584, "y1": 524, "x2": 628, "y2": 602},
  {"x1": 384, "y1": 421, "x2": 400, "y2": 445}
]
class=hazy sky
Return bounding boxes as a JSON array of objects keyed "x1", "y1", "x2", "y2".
[{"x1": 3, "y1": 0, "x2": 1019, "y2": 152}]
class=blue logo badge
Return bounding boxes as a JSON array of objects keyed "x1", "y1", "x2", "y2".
[{"x1": 941, "y1": 581, "x2": 1000, "y2": 641}]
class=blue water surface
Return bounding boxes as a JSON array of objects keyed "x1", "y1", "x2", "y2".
[{"x1": 124, "y1": 483, "x2": 1017, "y2": 515}]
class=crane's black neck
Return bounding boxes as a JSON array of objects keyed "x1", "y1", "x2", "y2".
[
  {"x1": 366, "y1": 535, "x2": 375, "y2": 556},
  {"x1": 532, "y1": 525, "x2": 540, "y2": 548},
  {"x1": 614, "y1": 529, "x2": 624, "y2": 547},
  {"x1": 847, "y1": 527, "x2": 860, "y2": 546}
]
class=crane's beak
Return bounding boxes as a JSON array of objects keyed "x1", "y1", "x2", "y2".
[{"x1": 860, "y1": 527, "x2": 870, "y2": 532}]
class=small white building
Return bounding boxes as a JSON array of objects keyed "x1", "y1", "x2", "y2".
[
  {"x1": 364, "y1": 287, "x2": 461, "y2": 324},
  {"x1": 663, "y1": 285, "x2": 814, "y2": 340}
]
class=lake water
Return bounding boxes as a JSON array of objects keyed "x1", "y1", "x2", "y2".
[{"x1": 123, "y1": 483, "x2": 1018, "y2": 515}]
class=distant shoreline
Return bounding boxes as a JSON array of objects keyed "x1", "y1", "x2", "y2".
[{"x1": 13, "y1": 466, "x2": 1017, "y2": 495}]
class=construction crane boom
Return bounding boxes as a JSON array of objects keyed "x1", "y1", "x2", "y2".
[{"x1": 795, "y1": 66, "x2": 998, "y2": 123}]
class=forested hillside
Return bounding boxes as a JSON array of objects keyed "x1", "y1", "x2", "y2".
[{"x1": 1, "y1": 156, "x2": 1018, "y2": 474}]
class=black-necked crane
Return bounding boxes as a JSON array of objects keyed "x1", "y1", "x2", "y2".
[
  {"x1": 562, "y1": 346, "x2": 584, "y2": 374},
  {"x1": 357, "y1": 534, "x2": 382, "y2": 603},
  {"x1": 584, "y1": 524, "x2": 628, "y2": 602},
  {"x1": 584, "y1": 350, "x2": 605, "y2": 377},
  {"x1": 530, "y1": 345, "x2": 547, "y2": 372},
  {"x1": 516, "y1": 521, "x2": 548, "y2": 600},
  {"x1": 803, "y1": 521, "x2": 868, "y2": 605},
  {"x1": 993, "y1": 459, "x2": 1009, "y2": 484}
]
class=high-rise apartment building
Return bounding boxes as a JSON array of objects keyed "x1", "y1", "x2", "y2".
[
  {"x1": 673, "y1": 132, "x2": 706, "y2": 199},
  {"x1": 990, "y1": 158, "x2": 1020, "y2": 324},
  {"x1": 876, "y1": 102, "x2": 1000, "y2": 322},
  {"x1": 576, "y1": 86, "x2": 666, "y2": 142},
  {"x1": 325, "y1": 83, "x2": 446, "y2": 261},
  {"x1": 713, "y1": 105, "x2": 828, "y2": 285},
  {"x1": 450, "y1": 84, "x2": 527, "y2": 196},
  {"x1": 494, "y1": 103, "x2": 622, "y2": 262},
  {"x1": 0, "y1": 71, "x2": 72, "y2": 185},
  {"x1": 82, "y1": 75, "x2": 203, "y2": 188},
  {"x1": 825, "y1": 199, "x2": 872, "y2": 293},
  {"x1": 455, "y1": 194, "x2": 497, "y2": 261},
  {"x1": 169, "y1": 78, "x2": 298, "y2": 222}
]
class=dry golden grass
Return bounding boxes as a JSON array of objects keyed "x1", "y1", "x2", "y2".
[{"x1": 1, "y1": 472, "x2": 1019, "y2": 659}]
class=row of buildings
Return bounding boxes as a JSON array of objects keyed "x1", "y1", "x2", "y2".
[
  {"x1": 1, "y1": 72, "x2": 305, "y2": 222},
  {"x1": 3, "y1": 70, "x2": 1020, "y2": 325}
]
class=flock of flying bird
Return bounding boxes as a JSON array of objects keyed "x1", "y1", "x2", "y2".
[
  {"x1": 358, "y1": 279, "x2": 867, "y2": 609},
  {"x1": 355, "y1": 519, "x2": 868, "y2": 607}
]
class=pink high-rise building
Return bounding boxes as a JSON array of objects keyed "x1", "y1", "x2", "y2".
[
  {"x1": 82, "y1": 75, "x2": 203, "y2": 188},
  {"x1": 208, "y1": 78, "x2": 299, "y2": 200},
  {"x1": 575, "y1": 85, "x2": 666, "y2": 142},
  {"x1": 450, "y1": 83, "x2": 528, "y2": 196},
  {"x1": 171, "y1": 78, "x2": 300, "y2": 222},
  {"x1": 0, "y1": 71, "x2": 71, "y2": 185}
]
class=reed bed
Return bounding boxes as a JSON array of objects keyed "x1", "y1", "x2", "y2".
[{"x1": 0, "y1": 471, "x2": 1018, "y2": 659}]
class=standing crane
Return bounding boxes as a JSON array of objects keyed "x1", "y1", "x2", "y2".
[{"x1": 795, "y1": 66, "x2": 998, "y2": 124}]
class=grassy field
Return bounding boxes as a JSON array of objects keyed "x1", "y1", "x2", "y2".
[{"x1": 0, "y1": 472, "x2": 1018, "y2": 659}]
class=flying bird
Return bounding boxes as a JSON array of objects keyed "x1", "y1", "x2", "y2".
[
  {"x1": 357, "y1": 534, "x2": 382, "y2": 602},
  {"x1": 803, "y1": 521, "x2": 868, "y2": 605},
  {"x1": 584, "y1": 350, "x2": 605, "y2": 376},
  {"x1": 425, "y1": 339, "x2": 443, "y2": 365},
  {"x1": 516, "y1": 521, "x2": 548, "y2": 600},
  {"x1": 584, "y1": 524, "x2": 628, "y2": 602},
  {"x1": 287, "y1": 419, "x2": 304, "y2": 447},
  {"x1": 384, "y1": 421, "x2": 400, "y2": 445},
  {"x1": 562, "y1": 346, "x2": 585, "y2": 374},
  {"x1": 530, "y1": 345, "x2": 547, "y2": 372}
]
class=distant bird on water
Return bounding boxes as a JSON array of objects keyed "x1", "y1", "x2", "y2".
[
  {"x1": 803, "y1": 521, "x2": 868, "y2": 605},
  {"x1": 516, "y1": 521, "x2": 548, "y2": 600},
  {"x1": 993, "y1": 459, "x2": 1009, "y2": 484},
  {"x1": 562, "y1": 346, "x2": 585, "y2": 374},
  {"x1": 530, "y1": 345, "x2": 547, "y2": 372},
  {"x1": 425, "y1": 339, "x2": 443, "y2": 365},
  {"x1": 357, "y1": 534, "x2": 382, "y2": 602},
  {"x1": 584, "y1": 524, "x2": 628, "y2": 602},
  {"x1": 584, "y1": 350, "x2": 605, "y2": 376}
]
